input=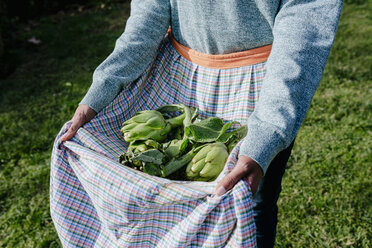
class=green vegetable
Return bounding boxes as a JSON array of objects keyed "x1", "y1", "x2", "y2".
[
  {"x1": 186, "y1": 142, "x2": 229, "y2": 181},
  {"x1": 185, "y1": 117, "x2": 240, "y2": 143},
  {"x1": 127, "y1": 140, "x2": 160, "y2": 154},
  {"x1": 157, "y1": 103, "x2": 197, "y2": 128},
  {"x1": 120, "y1": 140, "x2": 163, "y2": 168},
  {"x1": 162, "y1": 144, "x2": 206, "y2": 177},
  {"x1": 121, "y1": 110, "x2": 172, "y2": 143},
  {"x1": 226, "y1": 124, "x2": 248, "y2": 152},
  {"x1": 164, "y1": 139, "x2": 184, "y2": 158},
  {"x1": 143, "y1": 162, "x2": 164, "y2": 177},
  {"x1": 118, "y1": 104, "x2": 247, "y2": 181}
]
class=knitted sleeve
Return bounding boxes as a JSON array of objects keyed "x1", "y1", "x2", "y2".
[
  {"x1": 80, "y1": 0, "x2": 170, "y2": 112},
  {"x1": 239, "y1": 0, "x2": 343, "y2": 174}
]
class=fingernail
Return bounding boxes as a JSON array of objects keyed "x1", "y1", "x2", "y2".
[{"x1": 216, "y1": 186, "x2": 226, "y2": 196}]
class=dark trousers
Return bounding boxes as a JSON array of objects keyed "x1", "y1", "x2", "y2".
[{"x1": 252, "y1": 141, "x2": 295, "y2": 248}]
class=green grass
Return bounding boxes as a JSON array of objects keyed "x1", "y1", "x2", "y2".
[
  {"x1": 0, "y1": 3, "x2": 131, "y2": 247},
  {"x1": 276, "y1": 1, "x2": 372, "y2": 247},
  {"x1": 0, "y1": 1, "x2": 370, "y2": 247}
]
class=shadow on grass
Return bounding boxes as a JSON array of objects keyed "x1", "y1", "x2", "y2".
[{"x1": 0, "y1": 4, "x2": 130, "y2": 113}]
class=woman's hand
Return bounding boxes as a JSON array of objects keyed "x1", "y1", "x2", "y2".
[
  {"x1": 60, "y1": 104, "x2": 97, "y2": 142},
  {"x1": 216, "y1": 155, "x2": 263, "y2": 196}
]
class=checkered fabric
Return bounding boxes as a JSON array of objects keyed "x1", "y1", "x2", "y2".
[{"x1": 50, "y1": 35, "x2": 267, "y2": 247}]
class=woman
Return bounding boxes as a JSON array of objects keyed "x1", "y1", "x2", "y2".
[{"x1": 56, "y1": 0, "x2": 343, "y2": 247}]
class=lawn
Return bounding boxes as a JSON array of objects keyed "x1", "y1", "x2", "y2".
[{"x1": 0, "y1": 1, "x2": 370, "y2": 247}]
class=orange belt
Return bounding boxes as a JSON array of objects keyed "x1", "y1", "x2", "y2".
[{"x1": 168, "y1": 32, "x2": 272, "y2": 69}]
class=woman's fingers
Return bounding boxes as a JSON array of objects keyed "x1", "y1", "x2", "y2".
[
  {"x1": 60, "y1": 105, "x2": 97, "y2": 142},
  {"x1": 60, "y1": 115, "x2": 84, "y2": 142},
  {"x1": 216, "y1": 155, "x2": 263, "y2": 196}
]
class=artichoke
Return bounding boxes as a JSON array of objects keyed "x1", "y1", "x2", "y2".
[
  {"x1": 118, "y1": 104, "x2": 247, "y2": 181},
  {"x1": 127, "y1": 139, "x2": 160, "y2": 154},
  {"x1": 121, "y1": 110, "x2": 172, "y2": 143},
  {"x1": 186, "y1": 142, "x2": 229, "y2": 181},
  {"x1": 120, "y1": 139, "x2": 161, "y2": 168},
  {"x1": 164, "y1": 139, "x2": 184, "y2": 158}
]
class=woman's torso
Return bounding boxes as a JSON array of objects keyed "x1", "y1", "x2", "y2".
[{"x1": 170, "y1": 0, "x2": 280, "y2": 54}]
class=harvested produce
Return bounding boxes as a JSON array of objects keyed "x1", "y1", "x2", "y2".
[
  {"x1": 121, "y1": 110, "x2": 172, "y2": 142},
  {"x1": 186, "y1": 142, "x2": 229, "y2": 181},
  {"x1": 119, "y1": 104, "x2": 247, "y2": 181}
]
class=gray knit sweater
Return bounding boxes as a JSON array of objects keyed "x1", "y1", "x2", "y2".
[{"x1": 80, "y1": 0, "x2": 343, "y2": 174}]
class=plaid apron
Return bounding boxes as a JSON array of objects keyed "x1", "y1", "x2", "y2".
[{"x1": 50, "y1": 34, "x2": 268, "y2": 247}]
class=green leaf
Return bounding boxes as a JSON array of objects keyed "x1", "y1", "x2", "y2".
[
  {"x1": 190, "y1": 108, "x2": 199, "y2": 122},
  {"x1": 143, "y1": 163, "x2": 164, "y2": 177},
  {"x1": 131, "y1": 149, "x2": 164, "y2": 165},
  {"x1": 157, "y1": 103, "x2": 197, "y2": 128},
  {"x1": 163, "y1": 149, "x2": 196, "y2": 177},
  {"x1": 226, "y1": 124, "x2": 248, "y2": 152},
  {"x1": 232, "y1": 124, "x2": 248, "y2": 140},
  {"x1": 156, "y1": 104, "x2": 186, "y2": 113},
  {"x1": 185, "y1": 117, "x2": 236, "y2": 143},
  {"x1": 179, "y1": 137, "x2": 189, "y2": 153},
  {"x1": 166, "y1": 113, "x2": 185, "y2": 127},
  {"x1": 216, "y1": 121, "x2": 243, "y2": 143}
]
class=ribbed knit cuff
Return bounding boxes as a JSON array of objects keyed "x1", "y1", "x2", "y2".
[
  {"x1": 79, "y1": 76, "x2": 122, "y2": 113},
  {"x1": 79, "y1": 89, "x2": 105, "y2": 113},
  {"x1": 238, "y1": 125, "x2": 286, "y2": 175}
]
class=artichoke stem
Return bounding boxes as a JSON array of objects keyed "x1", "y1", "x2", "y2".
[
  {"x1": 163, "y1": 149, "x2": 195, "y2": 177},
  {"x1": 166, "y1": 113, "x2": 185, "y2": 128}
]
